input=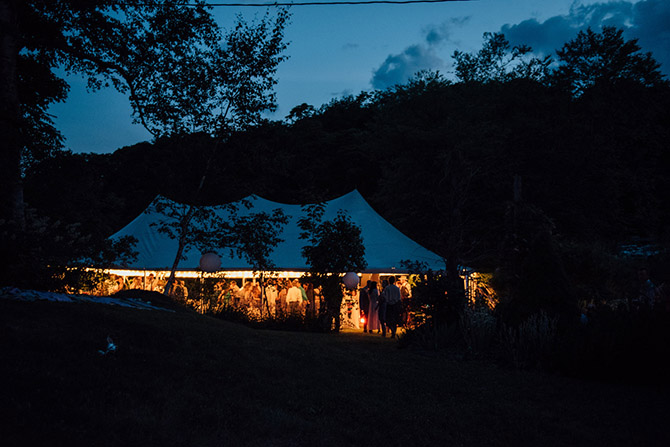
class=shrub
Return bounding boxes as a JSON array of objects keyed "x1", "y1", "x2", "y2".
[
  {"x1": 499, "y1": 311, "x2": 558, "y2": 370},
  {"x1": 211, "y1": 303, "x2": 255, "y2": 325},
  {"x1": 399, "y1": 262, "x2": 465, "y2": 328},
  {"x1": 495, "y1": 232, "x2": 577, "y2": 326},
  {"x1": 560, "y1": 240, "x2": 635, "y2": 304},
  {"x1": 0, "y1": 209, "x2": 136, "y2": 291},
  {"x1": 397, "y1": 319, "x2": 462, "y2": 352},
  {"x1": 460, "y1": 306, "x2": 497, "y2": 357},
  {"x1": 211, "y1": 303, "x2": 326, "y2": 332}
]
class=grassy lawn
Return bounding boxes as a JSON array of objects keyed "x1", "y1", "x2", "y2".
[{"x1": 1, "y1": 299, "x2": 669, "y2": 446}]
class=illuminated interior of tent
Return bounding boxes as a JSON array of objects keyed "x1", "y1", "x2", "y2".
[{"x1": 86, "y1": 191, "x2": 488, "y2": 323}]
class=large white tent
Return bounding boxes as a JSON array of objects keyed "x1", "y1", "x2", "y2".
[{"x1": 110, "y1": 190, "x2": 444, "y2": 274}]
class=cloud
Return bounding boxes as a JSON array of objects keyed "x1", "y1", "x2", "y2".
[
  {"x1": 501, "y1": 16, "x2": 579, "y2": 56},
  {"x1": 425, "y1": 28, "x2": 447, "y2": 46},
  {"x1": 342, "y1": 43, "x2": 359, "y2": 50},
  {"x1": 424, "y1": 16, "x2": 471, "y2": 46},
  {"x1": 370, "y1": 17, "x2": 468, "y2": 89},
  {"x1": 371, "y1": 44, "x2": 444, "y2": 89},
  {"x1": 629, "y1": 0, "x2": 670, "y2": 70},
  {"x1": 501, "y1": 0, "x2": 670, "y2": 73}
]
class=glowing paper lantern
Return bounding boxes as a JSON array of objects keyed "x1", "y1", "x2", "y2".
[
  {"x1": 342, "y1": 272, "x2": 359, "y2": 290},
  {"x1": 360, "y1": 316, "x2": 366, "y2": 325},
  {"x1": 199, "y1": 252, "x2": 221, "y2": 272}
]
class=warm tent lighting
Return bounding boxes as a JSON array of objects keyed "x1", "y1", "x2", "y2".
[
  {"x1": 99, "y1": 269, "x2": 314, "y2": 279},
  {"x1": 360, "y1": 316, "x2": 366, "y2": 325}
]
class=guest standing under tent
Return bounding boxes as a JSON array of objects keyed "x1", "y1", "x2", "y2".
[
  {"x1": 382, "y1": 276, "x2": 402, "y2": 338},
  {"x1": 378, "y1": 280, "x2": 388, "y2": 336},
  {"x1": 286, "y1": 279, "x2": 303, "y2": 314},
  {"x1": 399, "y1": 275, "x2": 412, "y2": 326},
  {"x1": 304, "y1": 283, "x2": 316, "y2": 317},
  {"x1": 276, "y1": 280, "x2": 289, "y2": 315},
  {"x1": 367, "y1": 281, "x2": 381, "y2": 334},
  {"x1": 359, "y1": 281, "x2": 371, "y2": 332}
]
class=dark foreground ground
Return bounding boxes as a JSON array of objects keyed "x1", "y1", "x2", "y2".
[{"x1": 1, "y1": 298, "x2": 669, "y2": 447}]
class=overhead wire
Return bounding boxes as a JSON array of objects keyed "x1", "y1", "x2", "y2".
[{"x1": 170, "y1": 0, "x2": 472, "y2": 7}]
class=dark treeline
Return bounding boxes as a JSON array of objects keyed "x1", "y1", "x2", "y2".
[
  {"x1": 22, "y1": 28, "x2": 670, "y2": 305},
  {"x1": 26, "y1": 78, "x2": 670, "y2": 246}
]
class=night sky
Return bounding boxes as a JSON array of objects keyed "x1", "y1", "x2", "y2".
[{"x1": 47, "y1": 0, "x2": 670, "y2": 154}]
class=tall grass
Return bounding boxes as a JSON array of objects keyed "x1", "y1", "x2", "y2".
[
  {"x1": 500, "y1": 311, "x2": 558, "y2": 370},
  {"x1": 460, "y1": 306, "x2": 497, "y2": 356},
  {"x1": 211, "y1": 303, "x2": 325, "y2": 332}
]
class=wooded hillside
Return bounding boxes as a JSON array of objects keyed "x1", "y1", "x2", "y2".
[{"x1": 18, "y1": 28, "x2": 670, "y2": 300}]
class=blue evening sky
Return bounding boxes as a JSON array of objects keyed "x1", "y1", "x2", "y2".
[{"x1": 47, "y1": 0, "x2": 669, "y2": 154}]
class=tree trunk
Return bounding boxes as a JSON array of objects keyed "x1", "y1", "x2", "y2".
[
  {"x1": 442, "y1": 255, "x2": 466, "y2": 325},
  {"x1": 261, "y1": 272, "x2": 271, "y2": 318},
  {"x1": 164, "y1": 205, "x2": 196, "y2": 296},
  {"x1": 0, "y1": 0, "x2": 24, "y2": 226},
  {"x1": 162, "y1": 139, "x2": 223, "y2": 296}
]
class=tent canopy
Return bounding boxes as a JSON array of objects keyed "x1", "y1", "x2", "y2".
[{"x1": 110, "y1": 190, "x2": 444, "y2": 273}]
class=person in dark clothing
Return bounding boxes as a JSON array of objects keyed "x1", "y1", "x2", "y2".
[
  {"x1": 382, "y1": 276, "x2": 402, "y2": 338},
  {"x1": 378, "y1": 279, "x2": 388, "y2": 336},
  {"x1": 304, "y1": 282, "x2": 316, "y2": 317},
  {"x1": 359, "y1": 281, "x2": 371, "y2": 332},
  {"x1": 368, "y1": 281, "x2": 381, "y2": 333}
]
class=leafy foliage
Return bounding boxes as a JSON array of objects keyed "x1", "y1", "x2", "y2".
[
  {"x1": 452, "y1": 32, "x2": 551, "y2": 83},
  {"x1": 180, "y1": 206, "x2": 288, "y2": 315},
  {"x1": 217, "y1": 10, "x2": 291, "y2": 132},
  {"x1": 299, "y1": 208, "x2": 366, "y2": 274},
  {"x1": 230, "y1": 208, "x2": 289, "y2": 273},
  {"x1": 0, "y1": 207, "x2": 137, "y2": 290},
  {"x1": 149, "y1": 197, "x2": 239, "y2": 261},
  {"x1": 3, "y1": 1, "x2": 291, "y2": 225},
  {"x1": 552, "y1": 26, "x2": 667, "y2": 96},
  {"x1": 148, "y1": 195, "x2": 288, "y2": 294},
  {"x1": 17, "y1": 53, "x2": 68, "y2": 171},
  {"x1": 298, "y1": 204, "x2": 366, "y2": 331},
  {"x1": 398, "y1": 261, "x2": 465, "y2": 329},
  {"x1": 20, "y1": 1, "x2": 290, "y2": 139}
]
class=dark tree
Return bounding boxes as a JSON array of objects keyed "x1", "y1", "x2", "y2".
[
  {"x1": 149, "y1": 196, "x2": 288, "y2": 297},
  {"x1": 452, "y1": 32, "x2": 551, "y2": 84},
  {"x1": 552, "y1": 26, "x2": 667, "y2": 96},
  {"x1": 299, "y1": 205, "x2": 367, "y2": 332},
  {"x1": 1, "y1": 0, "x2": 290, "y2": 225},
  {"x1": 2, "y1": 1, "x2": 213, "y2": 223}
]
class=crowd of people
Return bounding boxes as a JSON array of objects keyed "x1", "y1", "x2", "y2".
[
  {"x1": 94, "y1": 273, "x2": 169, "y2": 297},
  {"x1": 358, "y1": 275, "x2": 412, "y2": 338},
  {"x1": 109, "y1": 275, "x2": 325, "y2": 316},
  {"x1": 207, "y1": 278, "x2": 323, "y2": 316},
  {"x1": 93, "y1": 272, "x2": 330, "y2": 315},
  {"x1": 95, "y1": 271, "x2": 418, "y2": 332}
]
